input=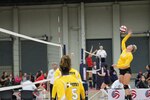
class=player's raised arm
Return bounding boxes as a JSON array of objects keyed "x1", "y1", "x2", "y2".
[{"x1": 121, "y1": 30, "x2": 132, "y2": 51}]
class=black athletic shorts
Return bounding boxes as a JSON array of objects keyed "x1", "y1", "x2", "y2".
[
  {"x1": 104, "y1": 77, "x2": 111, "y2": 85},
  {"x1": 119, "y1": 67, "x2": 132, "y2": 75},
  {"x1": 87, "y1": 67, "x2": 92, "y2": 71}
]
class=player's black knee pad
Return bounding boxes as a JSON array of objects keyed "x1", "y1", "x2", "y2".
[{"x1": 124, "y1": 85, "x2": 129, "y2": 90}]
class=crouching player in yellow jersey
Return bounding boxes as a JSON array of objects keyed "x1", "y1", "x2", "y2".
[
  {"x1": 113, "y1": 30, "x2": 137, "y2": 100},
  {"x1": 52, "y1": 55, "x2": 85, "y2": 100}
]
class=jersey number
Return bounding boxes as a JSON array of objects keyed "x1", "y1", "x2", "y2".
[{"x1": 72, "y1": 88, "x2": 78, "y2": 99}]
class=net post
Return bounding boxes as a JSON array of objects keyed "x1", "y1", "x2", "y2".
[{"x1": 81, "y1": 48, "x2": 84, "y2": 64}]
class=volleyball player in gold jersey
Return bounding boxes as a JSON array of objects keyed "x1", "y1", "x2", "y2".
[
  {"x1": 52, "y1": 55, "x2": 85, "y2": 100},
  {"x1": 113, "y1": 30, "x2": 137, "y2": 100}
]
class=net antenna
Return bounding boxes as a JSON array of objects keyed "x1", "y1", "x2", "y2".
[
  {"x1": 57, "y1": 16, "x2": 61, "y2": 43},
  {"x1": 90, "y1": 45, "x2": 93, "y2": 53},
  {"x1": 0, "y1": 28, "x2": 63, "y2": 58}
]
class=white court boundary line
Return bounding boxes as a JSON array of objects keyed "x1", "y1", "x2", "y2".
[
  {"x1": 0, "y1": 28, "x2": 63, "y2": 57},
  {"x1": 89, "y1": 89, "x2": 108, "y2": 100},
  {"x1": 89, "y1": 90, "x2": 101, "y2": 100}
]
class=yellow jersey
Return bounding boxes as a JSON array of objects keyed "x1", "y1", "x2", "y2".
[
  {"x1": 54, "y1": 68, "x2": 82, "y2": 81},
  {"x1": 52, "y1": 75, "x2": 85, "y2": 100},
  {"x1": 53, "y1": 68, "x2": 82, "y2": 98},
  {"x1": 117, "y1": 34, "x2": 133, "y2": 69}
]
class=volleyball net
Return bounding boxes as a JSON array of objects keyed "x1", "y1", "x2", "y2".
[
  {"x1": 0, "y1": 27, "x2": 63, "y2": 66},
  {"x1": 0, "y1": 28, "x2": 63, "y2": 99}
]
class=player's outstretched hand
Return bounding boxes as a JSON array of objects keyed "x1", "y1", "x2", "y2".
[{"x1": 128, "y1": 29, "x2": 132, "y2": 35}]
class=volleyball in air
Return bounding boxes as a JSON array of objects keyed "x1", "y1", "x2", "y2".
[{"x1": 120, "y1": 25, "x2": 127, "y2": 33}]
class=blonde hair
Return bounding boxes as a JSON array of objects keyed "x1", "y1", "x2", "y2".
[{"x1": 132, "y1": 44, "x2": 137, "y2": 53}]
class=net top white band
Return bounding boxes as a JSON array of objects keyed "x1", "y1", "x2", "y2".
[
  {"x1": 0, "y1": 79, "x2": 50, "y2": 91},
  {"x1": 0, "y1": 79, "x2": 85, "y2": 91},
  {"x1": 0, "y1": 28, "x2": 62, "y2": 47}
]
